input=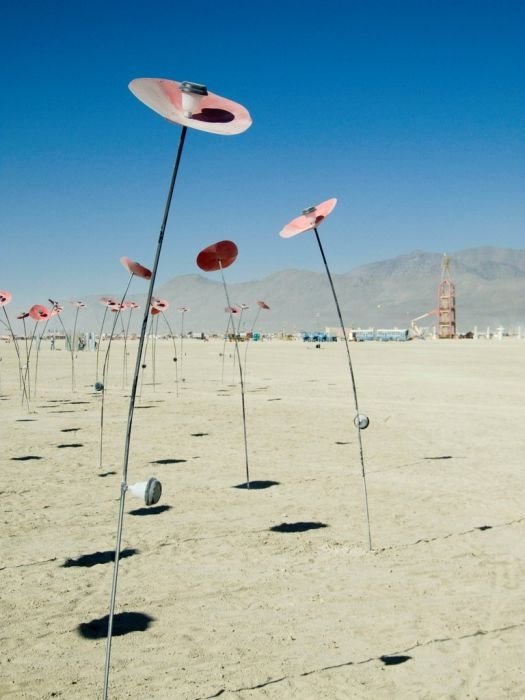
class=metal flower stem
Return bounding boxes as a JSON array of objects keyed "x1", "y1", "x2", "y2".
[
  {"x1": 71, "y1": 306, "x2": 80, "y2": 392},
  {"x1": 103, "y1": 125, "x2": 187, "y2": 700},
  {"x1": 54, "y1": 313, "x2": 72, "y2": 353},
  {"x1": 23, "y1": 320, "x2": 41, "y2": 403},
  {"x1": 22, "y1": 317, "x2": 30, "y2": 400},
  {"x1": 96, "y1": 305, "x2": 110, "y2": 384},
  {"x1": 152, "y1": 315, "x2": 159, "y2": 391},
  {"x1": 160, "y1": 311, "x2": 179, "y2": 395},
  {"x1": 313, "y1": 226, "x2": 372, "y2": 551},
  {"x1": 34, "y1": 314, "x2": 52, "y2": 399},
  {"x1": 231, "y1": 306, "x2": 244, "y2": 382},
  {"x1": 243, "y1": 306, "x2": 262, "y2": 380},
  {"x1": 221, "y1": 314, "x2": 234, "y2": 384},
  {"x1": 139, "y1": 316, "x2": 154, "y2": 399},
  {"x1": 122, "y1": 306, "x2": 135, "y2": 387},
  {"x1": 2, "y1": 308, "x2": 29, "y2": 409},
  {"x1": 179, "y1": 313, "x2": 185, "y2": 382},
  {"x1": 99, "y1": 275, "x2": 134, "y2": 470},
  {"x1": 120, "y1": 313, "x2": 128, "y2": 389},
  {"x1": 219, "y1": 262, "x2": 250, "y2": 488}
]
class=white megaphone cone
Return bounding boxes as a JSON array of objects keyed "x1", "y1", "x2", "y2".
[{"x1": 128, "y1": 477, "x2": 162, "y2": 506}]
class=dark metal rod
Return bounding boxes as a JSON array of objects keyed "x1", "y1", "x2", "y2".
[
  {"x1": 3, "y1": 308, "x2": 30, "y2": 409},
  {"x1": 103, "y1": 125, "x2": 188, "y2": 700},
  {"x1": 313, "y1": 227, "x2": 372, "y2": 550},
  {"x1": 243, "y1": 307, "x2": 261, "y2": 380},
  {"x1": 160, "y1": 311, "x2": 179, "y2": 395},
  {"x1": 219, "y1": 263, "x2": 250, "y2": 488},
  {"x1": 99, "y1": 275, "x2": 134, "y2": 470}
]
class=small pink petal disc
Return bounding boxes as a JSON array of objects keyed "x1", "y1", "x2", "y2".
[
  {"x1": 29, "y1": 304, "x2": 50, "y2": 321},
  {"x1": 279, "y1": 198, "x2": 338, "y2": 238},
  {"x1": 197, "y1": 240, "x2": 238, "y2": 272},
  {"x1": 0, "y1": 290, "x2": 12, "y2": 306},
  {"x1": 129, "y1": 78, "x2": 252, "y2": 136},
  {"x1": 151, "y1": 298, "x2": 169, "y2": 311},
  {"x1": 120, "y1": 257, "x2": 152, "y2": 280},
  {"x1": 257, "y1": 300, "x2": 270, "y2": 310}
]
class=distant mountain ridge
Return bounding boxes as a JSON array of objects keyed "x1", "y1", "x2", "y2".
[{"x1": 13, "y1": 247, "x2": 525, "y2": 335}]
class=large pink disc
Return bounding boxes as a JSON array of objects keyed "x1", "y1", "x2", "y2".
[
  {"x1": 129, "y1": 78, "x2": 252, "y2": 136},
  {"x1": 120, "y1": 257, "x2": 152, "y2": 280},
  {"x1": 279, "y1": 198, "x2": 337, "y2": 238}
]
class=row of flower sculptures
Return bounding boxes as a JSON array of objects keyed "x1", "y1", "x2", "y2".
[{"x1": 2, "y1": 77, "x2": 371, "y2": 698}]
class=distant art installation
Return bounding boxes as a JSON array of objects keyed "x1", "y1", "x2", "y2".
[
  {"x1": 102, "y1": 78, "x2": 252, "y2": 699},
  {"x1": 279, "y1": 199, "x2": 373, "y2": 550}
]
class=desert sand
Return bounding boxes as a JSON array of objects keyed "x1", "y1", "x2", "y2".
[{"x1": 0, "y1": 336, "x2": 524, "y2": 699}]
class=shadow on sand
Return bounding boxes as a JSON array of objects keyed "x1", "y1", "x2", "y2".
[
  {"x1": 11, "y1": 455, "x2": 42, "y2": 461},
  {"x1": 128, "y1": 505, "x2": 172, "y2": 516},
  {"x1": 78, "y1": 611, "x2": 154, "y2": 639},
  {"x1": 270, "y1": 522, "x2": 328, "y2": 533},
  {"x1": 234, "y1": 481, "x2": 280, "y2": 490},
  {"x1": 62, "y1": 548, "x2": 138, "y2": 568}
]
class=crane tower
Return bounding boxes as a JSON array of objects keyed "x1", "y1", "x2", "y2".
[{"x1": 438, "y1": 254, "x2": 456, "y2": 338}]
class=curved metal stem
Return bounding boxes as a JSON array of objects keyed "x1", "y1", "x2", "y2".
[
  {"x1": 96, "y1": 306, "x2": 110, "y2": 384},
  {"x1": 71, "y1": 306, "x2": 80, "y2": 392},
  {"x1": 313, "y1": 227, "x2": 372, "y2": 550},
  {"x1": 221, "y1": 314, "x2": 233, "y2": 384},
  {"x1": 103, "y1": 126, "x2": 188, "y2": 700},
  {"x1": 3, "y1": 308, "x2": 30, "y2": 409},
  {"x1": 99, "y1": 275, "x2": 134, "y2": 470},
  {"x1": 179, "y1": 313, "x2": 185, "y2": 381},
  {"x1": 160, "y1": 311, "x2": 179, "y2": 396},
  {"x1": 243, "y1": 307, "x2": 261, "y2": 381},
  {"x1": 219, "y1": 263, "x2": 250, "y2": 488}
]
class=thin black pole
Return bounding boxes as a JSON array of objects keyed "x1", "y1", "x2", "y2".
[
  {"x1": 103, "y1": 125, "x2": 188, "y2": 700},
  {"x1": 243, "y1": 306, "x2": 261, "y2": 380},
  {"x1": 221, "y1": 313, "x2": 233, "y2": 384},
  {"x1": 160, "y1": 311, "x2": 179, "y2": 396},
  {"x1": 3, "y1": 308, "x2": 29, "y2": 409},
  {"x1": 99, "y1": 275, "x2": 134, "y2": 470},
  {"x1": 313, "y1": 227, "x2": 372, "y2": 551},
  {"x1": 219, "y1": 264, "x2": 250, "y2": 488},
  {"x1": 71, "y1": 306, "x2": 80, "y2": 392},
  {"x1": 96, "y1": 305, "x2": 110, "y2": 384},
  {"x1": 179, "y1": 312, "x2": 185, "y2": 381}
]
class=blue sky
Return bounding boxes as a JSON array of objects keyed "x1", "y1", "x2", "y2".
[{"x1": 2, "y1": 0, "x2": 524, "y2": 311}]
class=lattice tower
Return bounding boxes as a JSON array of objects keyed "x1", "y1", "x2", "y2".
[{"x1": 438, "y1": 253, "x2": 456, "y2": 338}]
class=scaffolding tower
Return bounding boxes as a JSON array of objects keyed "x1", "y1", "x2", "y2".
[{"x1": 438, "y1": 254, "x2": 456, "y2": 338}]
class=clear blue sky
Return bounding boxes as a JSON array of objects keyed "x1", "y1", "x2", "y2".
[{"x1": 2, "y1": 0, "x2": 524, "y2": 311}]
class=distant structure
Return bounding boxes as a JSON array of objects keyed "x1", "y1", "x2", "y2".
[{"x1": 438, "y1": 254, "x2": 456, "y2": 338}]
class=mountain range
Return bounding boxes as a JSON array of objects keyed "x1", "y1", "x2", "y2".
[{"x1": 9, "y1": 247, "x2": 525, "y2": 336}]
